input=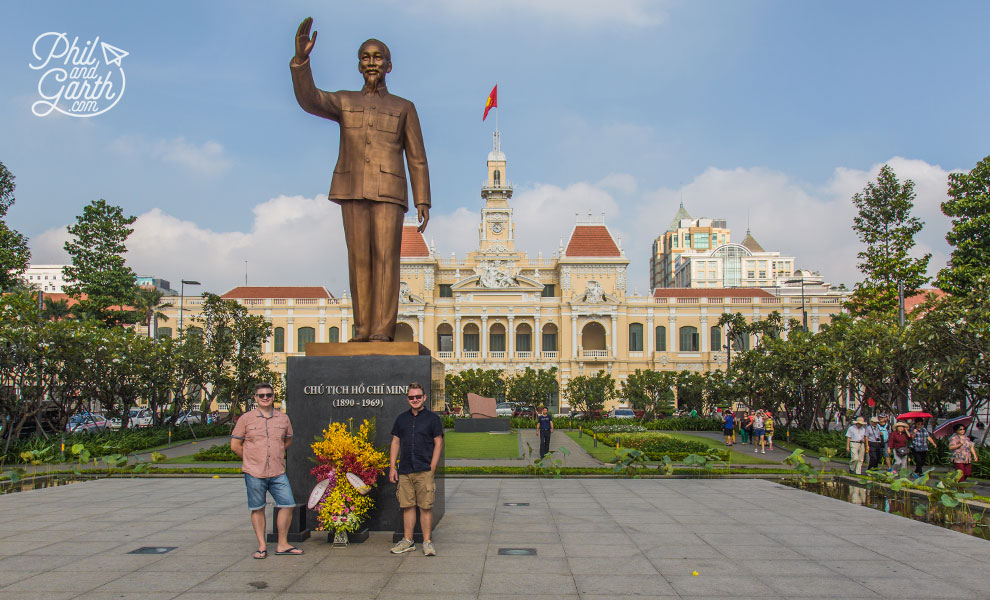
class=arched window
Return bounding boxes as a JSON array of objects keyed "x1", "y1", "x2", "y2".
[
  {"x1": 679, "y1": 326, "x2": 699, "y2": 352},
  {"x1": 297, "y1": 327, "x2": 315, "y2": 352},
  {"x1": 655, "y1": 325, "x2": 667, "y2": 351},
  {"x1": 395, "y1": 322, "x2": 415, "y2": 342},
  {"x1": 186, "y1": 326, "x2": 204, "y2": 339},
  {"x1": 731, "y1": 331, "x2": 750, "y2": 351},
  {"x1": 274, "y1": 327, "x2": 285, "y2": 353},
  {"x1": 581, "y1": 322, "x2": 607, "y2": 351},
  {"x1": 437, "y1": 323, "x2": 453, "y2": 352},
  {"x1": 156, "y1": 327, "x2": 172, "y2": 339},
  {"x1": 493, "y1": 169, "x2": 501, "y2": 186},
  {"x1": 628, "y1": 323, "x2": 644, "y2": 352},
  {"x1": 463, "y1": 323, "x2": 480, "y2": 352},
  {"x1": 489, "y1": 323, "x2": 506, "y2": 352},
  {"x1": 328, "y1": 326, "x2": 339, "y2": 344},
  {"x1": 710, "y1": 326, "x2": 722, "y2": 352},
  {"x1": 542, "y1": 323, "x2": 558, "y2": 352},
  {"x1": 515, "y1": 323, "x2": 532, "y2": 352}
]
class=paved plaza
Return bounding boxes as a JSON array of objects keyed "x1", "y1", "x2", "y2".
[{"x1": 0, "y1": 477, "x2": 987, "y2": 599}]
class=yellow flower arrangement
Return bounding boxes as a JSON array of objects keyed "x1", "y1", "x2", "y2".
[{"x1": 310, "y1": 419, "x2": 388, "y2": 533}]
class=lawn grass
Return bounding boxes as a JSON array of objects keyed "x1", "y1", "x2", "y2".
[
  {"x1": 444, "y1": 431, "x2": 520, "y2": 459},
  {"x1": 565, "y1": 431, "x2": 620, "y2": 463}
]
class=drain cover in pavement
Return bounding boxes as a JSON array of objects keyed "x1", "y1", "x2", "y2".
[
  {"x1": 498, "y1": 548, "x2": 537, "y2": 555},
  {"x1": 128, "y1": 546, "x2": 176, "y2": 554},
  {"x1": 503, "y1": 502, "x2": 529, "y2": 506}
]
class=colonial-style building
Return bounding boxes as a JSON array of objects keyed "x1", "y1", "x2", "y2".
[{"x1": 159, "y1": 133, "x2": 847, "y2": 412}]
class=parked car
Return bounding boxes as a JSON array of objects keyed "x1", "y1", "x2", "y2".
[
  {"x1": 495, "y1": 403, "x2": 514, "y2": 417},
  {"x1": 612, "y1": 408, "x2": 636, "y2": 419},
  {"x1": 66, "y1": 413, "x2": 109, "y2": 433},
  {"x1": 513, "y1": 405, "x2": 536, "y2": 418},
  {"x1": 175, "y1": 410, "x2": 202, "y2": 425},
  {"x1": 109, "y1": 408, "x2": 154, "y2": 429}
]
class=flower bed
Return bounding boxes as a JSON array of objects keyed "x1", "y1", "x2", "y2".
[{"x1": 597, "y1": 431, "x2": 729, "y2": 461}]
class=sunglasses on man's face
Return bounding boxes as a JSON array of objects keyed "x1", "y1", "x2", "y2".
[
  {"x1": 256, "y1": 393, "x2": 274, "y2": 399},
  {"x1": 407, "y1": 394, "x2": 424, "y2": 400}
]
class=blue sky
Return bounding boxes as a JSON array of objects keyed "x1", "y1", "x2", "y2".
[{"x1": 2, "y1": 1, "x2": 988, "y2": 294}]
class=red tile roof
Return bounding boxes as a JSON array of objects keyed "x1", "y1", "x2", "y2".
[
  {"x1": 564, "y1": 225, "x2": 621, "y2": 257},
  {"x1": 221, "y1": 286, "x2": 332, "y2": 299},
  {"x1": 652, "y1": 288, "x2": 773, "y2": 298},
  {"x1": 905, "y1": 289, "x2": 945, "y2": 314},
  {"x1": 401, "y1": 225, "x2": 430, "y2": 257}
]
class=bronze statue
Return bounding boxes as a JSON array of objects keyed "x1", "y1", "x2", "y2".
[{"x1": 291, "y1": 17, "x2": 430, "y2": 342}]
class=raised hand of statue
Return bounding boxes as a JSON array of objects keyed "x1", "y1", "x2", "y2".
[
  {"x1": 294, "y1": 17, "x2": 318, "y2": 63},
  {"x1": 417, "y1": 205, "x2": 429, "y2": 233}
]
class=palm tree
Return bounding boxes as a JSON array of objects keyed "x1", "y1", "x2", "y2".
[
  {"x1": 41, "y1": 297, "x2": 71, "y2": 321},
  {"x1": 133, "y1": 287, "x2": 173, "y2": 338}
]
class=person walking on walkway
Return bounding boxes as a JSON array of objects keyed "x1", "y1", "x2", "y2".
[
  {"x1": 764, "y1": 411, "x2": 775, "y2": 451},
  {"x1": 888, "y1": 421, "x2": 911, "y2": 474},
  {"x1": 846, "y1": 417, "x2": 868, "y2": 474},
  {"x1": 723, "y1": 411, "x2": 735, "y2": 446},
  {"x1": 866, "y1": 417, "x2": 885, "y2": 470},
  {"x1": 948, "y1": 425, "x2": 979, "y2": 482},
  {"x1": 752, "y1": 411, "x2": 766, "y2": 453},
  {"x1": 536, "y1": 407, "x2": 554, "y2": 458},
  {"x1": 877, "y1": 414, "x2": 891, "y2": 469},
  {"x1": 389, "y1": 382, "x2": 443, "y2": 557},
  {"x1": 230, "y1": 382, "x2": 303, "y2": 559},
  {"x1": 739, "y1": 411, "x2": 751, "y2": 445},
  {"x1": 910, "y1": 419, "x2": 937, "y2": 477}
]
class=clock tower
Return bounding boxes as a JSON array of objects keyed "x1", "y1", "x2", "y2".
[{"x1": 479, "y1": 131, "x2": 515, "y2": 253}]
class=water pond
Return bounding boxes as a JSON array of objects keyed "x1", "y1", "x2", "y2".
[
  {"x1": 0, "y1": 475, "x2": 95, "y2": 495},
  {"x1": 780, "y1": 478, "x2": 990, "y2": 540}
]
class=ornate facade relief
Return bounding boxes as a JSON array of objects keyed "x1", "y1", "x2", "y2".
[
  {"x1": 477, "y1": 260, "x2": 518, "y2": 288},
  {"x1": 584, "y1": 280, "x2": 605, "y2": 303},
  {"x1": 398, "y1": 282, "x2": 412, "y2": 303}
]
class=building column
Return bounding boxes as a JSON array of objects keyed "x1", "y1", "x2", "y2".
[
  {"x1": 481, "y1": 315, "x2": 488, "y2": 357},
  {"x1": 700, "y1": 317, "x2": 709, "y2": 352},
  {"x1": 535, "y1": 316, "x2": 542, "y2": 355},
  {"x1": 417, "y1": 315, "x2": 424, "y2": 344},
  {"x1": 647, "y1": 316, "x2": 654, "y2": 353},
  {"x1": 287, "y1": 319, "x2": 295, "y2": 354},
  {"x1": 454, "y1": 316, "x2": 462, "y2": 358},
  {"x1": 318, "y1": 318, "x2": 326, "y2": 342},
  {"x1": 668, "y1": 317, "x2": 676, "y2": 352},
  {"x1": 610, "y1": 314, "x2": 618, "y2": 357},
  {"x1": 571, "y1": 315, "x2": 578, "y2": 358},
  {"x1": 341, "y1": 315, "x2": 348, "y2": 342},
  {"x1": 508, "y1": 315, "x2": 515, "y2": 356}
]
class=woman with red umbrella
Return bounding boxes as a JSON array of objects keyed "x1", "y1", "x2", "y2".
[{"x1": 948, "y1": 424, "x2": 979, "y2": 482}]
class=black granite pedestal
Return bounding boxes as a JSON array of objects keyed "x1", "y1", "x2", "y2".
[
  {"x1": 453, "y1": 417, "x2": 511, "y2": 433},
  {"x1": 282, "y1": 343, "x2": 445, "y2": 543}
]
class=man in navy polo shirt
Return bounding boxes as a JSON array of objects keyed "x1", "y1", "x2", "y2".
[{"x1": 389, "y1": 382, "x2": 443, "y2": 556}]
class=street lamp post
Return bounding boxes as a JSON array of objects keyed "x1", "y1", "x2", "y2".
[
  {"x1": 178, "y1": 279, "x2": 201, "y2": 334},
  {"x1": 784, "y1": 277, "x2": 808, "y2": 330}
]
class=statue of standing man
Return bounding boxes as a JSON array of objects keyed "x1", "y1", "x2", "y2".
[{"x1": 290, "y1": 18, "x2": 430, "y2": 342}]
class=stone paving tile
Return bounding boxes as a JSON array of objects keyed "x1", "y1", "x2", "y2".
[
  {"x1": 479, "y1": 572, "x2": 577, "y2": 595},
  {"x1": 74, "y1": 593, "x2": 180, "y2": 600},
  {"x1": 383, "y1": 572, "x2": 484, "y2": 595},
  {"x1": 283, "y1": 570, "x2": 390, "y2": 594},
  {"x1": 2, "y1": 569, "x2": 131, "y2": 593},
  {"x1": 567, "y1": 555, "x2": 658, "y2": 574},
  {"x1": 572, "y1": 573, "x2": 677, "y2": 596},
  {"x1": 667, "y1": 574, "x2": 776, "y2": 597},
  {"x1": 762, "y1": 575, "x2": 880, "y2": 598}
]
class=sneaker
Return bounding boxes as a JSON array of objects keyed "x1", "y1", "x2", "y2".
[
  {"x1": 390, "y1": 539, "x2": 415, "y2": 554},
  {"x1": 754, "y1": 448, "x2": 758, "y2": 452},
  {"x1": 761, "y1": 450, "x2": 766, "y2": 454},
  {"x1": 422, "y1": 541, "x2": 436, "y2": 556}
]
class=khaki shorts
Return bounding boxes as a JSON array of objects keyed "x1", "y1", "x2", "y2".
[{"x1": 397, "y1": 470, "x2": 435, "y2": 509}]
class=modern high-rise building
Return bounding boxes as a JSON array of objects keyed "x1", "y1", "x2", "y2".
[{"x1": 649, "y1": 205, "x2": 731, "y2": 289}]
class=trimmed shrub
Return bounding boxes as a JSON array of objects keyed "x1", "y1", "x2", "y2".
[
  {"x1": 193, "y1": 443, "x2": 240, "y2": 462},
  {"x1": 598, "y1": 432, "x2": 729, "y2": 461}
]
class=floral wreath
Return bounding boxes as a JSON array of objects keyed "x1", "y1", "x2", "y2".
[{"x1": 310, "y1": 419, "x2": 388, "y2": 533}]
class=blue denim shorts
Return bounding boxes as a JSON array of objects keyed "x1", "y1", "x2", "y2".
[{"x1": 244, "y1": 473, "x2": 296, "y2": 511}]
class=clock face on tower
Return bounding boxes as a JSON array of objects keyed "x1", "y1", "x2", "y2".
[{"x1": 490, "y1": 222, "x2": 503, "y2": 234}]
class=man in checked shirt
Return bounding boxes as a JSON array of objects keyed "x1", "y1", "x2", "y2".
[{"x1": 231, "y1": 383, "x2": 303, "y2": 559}]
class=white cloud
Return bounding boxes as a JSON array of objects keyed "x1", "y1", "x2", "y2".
[
  {"x1": 396, "y1": 0, "x2": 668, "y2": 28},
  {"x1": 110, "y1": 135, "x2": 232, "y2": 176}
]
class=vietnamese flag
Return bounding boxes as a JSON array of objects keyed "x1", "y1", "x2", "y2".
[{"x1": 483, "y1": 84, "x2": 497, "y2": 121}]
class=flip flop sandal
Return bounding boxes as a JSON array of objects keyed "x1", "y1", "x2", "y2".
[
  {"x1": 275, "y1": 546, "x2": 303, "y2": 555},
  {"x1": 253, "y1": 550, "x2": 267, "y2": 559}
]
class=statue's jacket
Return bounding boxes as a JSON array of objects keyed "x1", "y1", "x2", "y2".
[{"x1": 290, "y1": 58, "x2": 431, "y2": 211}]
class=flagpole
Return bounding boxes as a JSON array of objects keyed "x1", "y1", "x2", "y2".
[{"x1": 495, "y1": 81, "x2": 499, "y2": 135}]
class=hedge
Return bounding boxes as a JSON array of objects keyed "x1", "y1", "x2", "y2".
[
  {"x1": 442, "y1": 415, "x2": 722, "y2": 432},
  {"x1": 193, "y1": 443, "x2": 240, "y2": 462},
  {"x1": 597, "y1": 432, "x2": 730, "y2": 461}
]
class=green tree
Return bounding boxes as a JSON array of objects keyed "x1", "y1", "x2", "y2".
[
  {"x1": 62, "y1": 199, "x2": 137, "y2": 325},
  {"x1": 444, "y1": 368, "x2": 506, "y2": 411},
  {"x1": 675, "y1": 370, "x2": 706, "y2": 414},
  {"x1": 565, "y1": 370, "x2": 615, "y2": 417},
  {"x1": 41, "y1": 297, "x2": 71, "y2": 321},
  {"x1": 506, "y1": 367, "x2": 558, "y2": 409},
  {"x1": 192, "y1": 293, "x2": 276, "y2": 417},
  {"x1": 848, "y1": 165, "x2": 930, "y2": 317},
  {"x1": 0, "y1": 161, "x2": 30, "y2": 291},
  {"x1": 621, "y1": 369, "x2": 676, "y2": 419},
  {"x1": 936, "y1": 155, "x2": 990, "y2": 296},
  {"x1": 132, "y1": 287, "x2": 173, "y2": 337}
]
